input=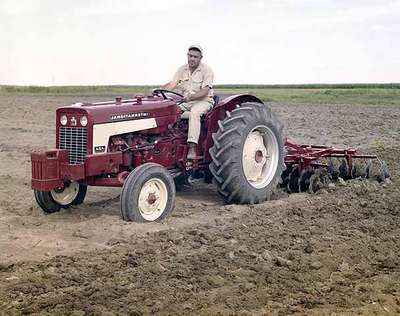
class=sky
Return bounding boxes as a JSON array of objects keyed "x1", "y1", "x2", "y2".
[{"x1": 1, "y1": 0, "x2": 400, "y2": 85}]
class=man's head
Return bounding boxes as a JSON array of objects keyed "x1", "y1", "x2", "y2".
[{"x1": 187, "y1": 45, "x2": 203, "y2": 69}]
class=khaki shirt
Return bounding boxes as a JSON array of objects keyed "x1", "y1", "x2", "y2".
[{"x1": 170, "y1": 62, "x2": 214, "y2": 102}]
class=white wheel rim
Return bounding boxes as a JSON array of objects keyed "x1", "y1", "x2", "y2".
[
  {"x1": 51, "y1": 181, "x2": 79, "y2": 205},
  {"x1": 138, "y1": 178, "x2": 168, "y2": 221},
  {"x1": 242, "y1": 125, "x2": 279, "y2": 189}
]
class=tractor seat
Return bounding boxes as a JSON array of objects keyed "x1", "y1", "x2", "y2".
[{"x1": 180, "y1": 95, "x2": 219, "y2": 120}]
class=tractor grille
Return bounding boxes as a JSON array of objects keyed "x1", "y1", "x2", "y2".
[{"x1": 59, "y1": 127, "x2": 88, "y2": 164}]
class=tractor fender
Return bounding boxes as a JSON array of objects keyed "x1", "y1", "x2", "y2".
[
  {"x1": 216, "y1": 94, "x2": 264, "y2": 111},
  {"x1": 206, "y1": 94, "x2": 265, "y2": 123}
]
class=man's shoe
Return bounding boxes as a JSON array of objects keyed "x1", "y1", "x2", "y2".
[{"x1": 187, "y1": 143, "x2": 197, "y2": 160}]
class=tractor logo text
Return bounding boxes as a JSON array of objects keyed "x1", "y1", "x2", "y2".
[{"x1": 110, "y1": 112, "x2": 150, "y2": 121}]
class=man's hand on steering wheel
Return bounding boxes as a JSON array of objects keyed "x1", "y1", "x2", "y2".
[{"x1": 152, "y1": 88, "x2": 183, "y2": 99}]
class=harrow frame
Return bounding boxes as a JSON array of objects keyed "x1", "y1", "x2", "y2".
[{"x1": 284, "y1": 140, "x2": 378, "y2": 177}]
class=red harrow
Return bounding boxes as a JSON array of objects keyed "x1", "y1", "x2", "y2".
[{"x1": 281, "y1": 140, "x2": 390, "y2": 193}]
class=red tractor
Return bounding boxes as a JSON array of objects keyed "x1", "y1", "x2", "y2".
[{"x1": 31, "y1": 90, "x2": 389, "y2": 222}]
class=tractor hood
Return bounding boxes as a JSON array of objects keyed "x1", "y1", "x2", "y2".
[
  {"x1": 55, "y1": 95, "x2": 181, "y2": 156},
  {"x1": 56, "y1": 95, "x2": 180, "y2": 126}
]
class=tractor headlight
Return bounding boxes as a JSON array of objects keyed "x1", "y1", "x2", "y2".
[
  {"x1": 80, "y1": 115, "x2": 88, "y2": 127},
  {"x1": 60, "y1": 115, "x2": 68, "y2": 126}
]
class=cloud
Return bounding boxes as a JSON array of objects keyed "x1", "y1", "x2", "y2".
[
  {"x1": 68, "y1": 0, "x2": 205, "y2": 17},
  {"x1": 0, "y1": 0, "x2": 38, "y2": 16},
  {"x1": 246, "y1": 0, "x2": 400, "y2": 30},
  {"x1": 370, "y1": 25, "x2": 400, "y2": 32}
]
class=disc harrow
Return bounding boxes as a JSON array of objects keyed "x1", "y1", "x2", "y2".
[{"x1": 280, "y1": 140, "x2": 390, "y2": 193}]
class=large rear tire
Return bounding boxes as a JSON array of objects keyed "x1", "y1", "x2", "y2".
[
  {"x1": 209, "y1": 102, "x2": 284, "y2": 204},
  {"x1": 120, "y1": 163, "x2": 176, "y2": 222},
  {"x1": 34, "y1": 181, "x2": 87, "y2": 214}
]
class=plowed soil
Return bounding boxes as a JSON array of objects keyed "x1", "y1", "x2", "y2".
[{"x1": 0, "y1": 95, "x2": 399, "y2": 315}]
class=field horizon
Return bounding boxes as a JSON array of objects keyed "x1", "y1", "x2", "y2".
[
  {"x1": 1, "y1": 83, "x2": 400, "y2": 106},
  {"x1": 1, "y1": 82, "x2": 399, "y2": 93}
]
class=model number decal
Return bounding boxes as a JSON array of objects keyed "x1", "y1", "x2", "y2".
[
  {"x1": 94, "y1": 145, "x2": 106, "y2": 153},
  {"x1": 110, "y1": 112, "x2": 150, "y2": 121}
]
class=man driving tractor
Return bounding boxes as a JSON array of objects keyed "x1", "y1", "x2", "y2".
[
  {"x1": 162, "y1": 45, "x2": 215, "y2": 159},
  {"x1": 30, "y1": 45, "x2": 390, "y2": 222}
]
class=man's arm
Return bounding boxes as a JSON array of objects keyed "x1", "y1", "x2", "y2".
[
  {"x1": 162, "y1": 81, "x2": 176, "y2": 90},
  {"x1": 162, "y1": 67, "x2": 182, "y2": 90},
  {"x1": 183, "y1": 87, "x2": 210, "y2": 102}
]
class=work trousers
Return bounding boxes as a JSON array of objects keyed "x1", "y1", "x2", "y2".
[{"x1": 180, "y1": 100, "x2": 213, "y2": 144}]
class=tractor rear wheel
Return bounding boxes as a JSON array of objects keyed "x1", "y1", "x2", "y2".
[
  {"x1": 34, "y1": 181, "x2": 87, "y2": 213},
  {"x1": 120, "y1": 163, "x2": 176, "y2": 222},
  {"x1": 209, "y1": 102, "x2": 284, "y2": 204}
]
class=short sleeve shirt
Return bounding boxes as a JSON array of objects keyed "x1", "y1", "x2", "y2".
[{"x1": 170, "y1": 63, "x2": 214, "y2": 101}]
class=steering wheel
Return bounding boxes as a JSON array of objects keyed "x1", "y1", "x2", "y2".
[{"x1": 152, "y1": 89, "x2": 183, "y2": 100}]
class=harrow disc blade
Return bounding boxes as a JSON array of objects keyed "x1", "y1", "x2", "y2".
[
  {"x1": 380, "y1": 161, "x2": 391, "y2": 180},
  {"x1": 287, "y1": 167, "x2": 300, "y2": 193},
  {"x1": 299, "y1": 168, "x2": 314, "y2": 192},
  {"x1": 365, "y1": 159, "x2": 372, "y2": 178},
  {"x1": 280, "y1": 164, "x2": 293, "y2": 188},
  {"x1": 339, "y1": 159, "x2": 350, "y2": 179},
  {"x1": 309, "y1": 168, "x2": 330, "y2": 193},
  {"x1": 328, "y1": 158, "x2": 340, "y2": 180},
  {"x1": 351, "y1": 160, "x2": 368, "y2": 178},
  {"x1": 366, "y1": 159, "x2": 391, "y2": 182}
]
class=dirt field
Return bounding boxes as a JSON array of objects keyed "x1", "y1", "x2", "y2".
[{"x1": 0, "y1": 95, "x2": 399, "y2": 315}]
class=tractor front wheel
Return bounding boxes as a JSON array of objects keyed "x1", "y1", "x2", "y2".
[
  {"x1": 209, "y1": 102, "x2": 284, "y2": 204},
  {"x1": 120, "y1": 163, "x2": 176, "y2": 222},
  {"x1": 34, "y1": 181, "x2": 87, "y2": 213}
]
